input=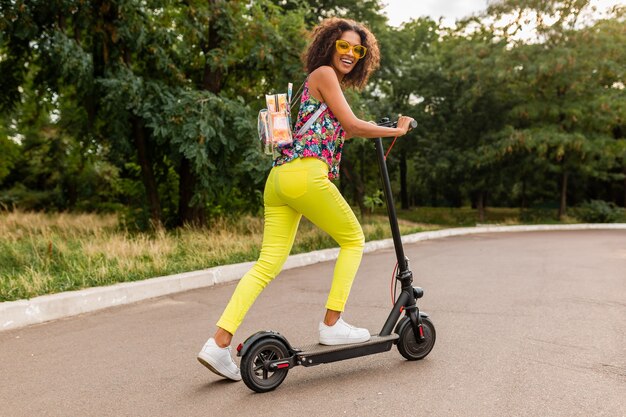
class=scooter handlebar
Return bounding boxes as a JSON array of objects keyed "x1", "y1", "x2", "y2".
[{"x1": 376, "y1": 117, "x2": 417, "y2": 129}]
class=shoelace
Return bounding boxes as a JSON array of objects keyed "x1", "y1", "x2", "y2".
[{"x1": 339, "y1": 319, "x2": 358, "y2": 329}]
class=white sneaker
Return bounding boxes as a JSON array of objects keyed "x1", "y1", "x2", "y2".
[
  {"x1": 197, "y1": 338, "x2": 242, "y2": 381},
  {"x1": 319, "y1": 318, "x2": 371, "y2": 345}
]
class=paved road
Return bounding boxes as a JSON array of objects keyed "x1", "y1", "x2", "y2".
[{"x1": 1, "y1": 230, "x2": 625, "y2": 417}]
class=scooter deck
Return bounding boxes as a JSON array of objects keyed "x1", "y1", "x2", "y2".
[{"x1": 294, "y1": 334, "x2": 399, "y2": 366}]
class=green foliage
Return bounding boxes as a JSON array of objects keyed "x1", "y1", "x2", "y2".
[
  {"x1": 0, "y1": 0, "x2": 310, "y2": 225},
  {"x1": 575, "y1": 200, "x2": 625, "y2": 223},
  {"x1": 0, "y1": 0, "x2": 625, "y2": 228},
  {"x1": 275, "y1": 0, "x2": 387, "y2": 28},
  {"x1": 0, "y1": 135, "x2": 19, "y2": 185},
  {"x1": 484, "y1": 2, "x2": 626, "y2": 216},
  {"x1": 398, "y1": 207, "x2": 481, "y2": 227},
  {"x1": 363, "y1": 189, "x2": 383, "y2": 214},
  {"x1": 0, "y1": 183, "x2": 58, "y2": 210}
]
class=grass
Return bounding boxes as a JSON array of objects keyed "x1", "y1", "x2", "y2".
[
  {"x1": 394, "y1": 206, "x2": 581, "y2": 227},
  {"x1": 0, "y1": 210, "x2": 435, "y2": 302},
  {"x1": 2, "y1": 205, "x2": 616, "y2": 302}
]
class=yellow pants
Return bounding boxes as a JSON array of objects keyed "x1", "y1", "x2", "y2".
[{"x1": 216, "y1": 157, "x2": 365, "y2": 335}]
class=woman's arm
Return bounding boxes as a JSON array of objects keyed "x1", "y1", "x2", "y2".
[{"x1": 308, "y1": 66, "x2": 413, "y2": 139}]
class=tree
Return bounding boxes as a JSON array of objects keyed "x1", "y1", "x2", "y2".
[
  {"x1": 0, "y1": 122, "x2": 20, "y2": 188},
  {"x1": 394, "y1": 17, "x2": 519, "y2": 219},
  {"x1": 370, "y1": 18, "x2": 440, "y2": 210},
  {"x1": 273, "y1": 0, "x2": 387, "y2": 28},
  {"x1": 0, "y1": 0, "x2": 309, "y2": 227},
  {"x1": 486, "y1": 1, "x2": 626, "y2": 217}
]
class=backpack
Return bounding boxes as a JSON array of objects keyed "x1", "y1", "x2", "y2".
[{"x1": 258, "y1": 81, "x2": 327, "y2": 157}]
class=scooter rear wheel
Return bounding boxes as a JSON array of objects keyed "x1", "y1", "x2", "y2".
[
  {"x1": 241, "y1": 338, "x2": 289, "y2": 393},
  {"x1": 397, "y1": 316, "x2": 436, "y2": 361}
]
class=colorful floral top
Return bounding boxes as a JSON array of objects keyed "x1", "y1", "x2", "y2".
[{"x1": 273, "y1": 80, "x2": 345, "y2": 179}]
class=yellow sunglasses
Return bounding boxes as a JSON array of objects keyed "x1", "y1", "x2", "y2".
[{"x1": 335, "y1": 40, "x2": 367, "y2": 60}]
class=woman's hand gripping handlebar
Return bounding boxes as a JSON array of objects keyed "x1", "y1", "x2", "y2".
[
  {"x1": 376, "y1": 116, "x2": 417, "y2": 132},
  {"x1": 375, "y1": 116, "x2": 417, "y2": 159}
]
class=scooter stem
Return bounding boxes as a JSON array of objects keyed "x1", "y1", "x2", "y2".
[{"x1": 374, "y1": 137, "x2": 408, "y2": 273}]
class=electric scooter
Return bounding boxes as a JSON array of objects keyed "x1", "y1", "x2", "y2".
[{"x1": 237, "y1": 118, "x2": 435, "y2": 393}]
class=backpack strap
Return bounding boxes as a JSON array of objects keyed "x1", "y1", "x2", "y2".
[
  {"x1": 295, "y1": 102, "x2": 327, "y2": 137},
  {"x1": 289, "y1": 80, "x2": 305, "y2": 115}
]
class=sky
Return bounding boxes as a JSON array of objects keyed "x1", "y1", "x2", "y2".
[{"x1": 382, "y1": 0, "x2": 626, "y2": 27}]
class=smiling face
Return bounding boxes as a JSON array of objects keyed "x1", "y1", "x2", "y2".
[{"x1": 330, "y1": 30, "x2": 363, "y2": 80}]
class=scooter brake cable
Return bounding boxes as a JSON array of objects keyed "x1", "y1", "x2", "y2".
[
  {"x1": 390, "y1": 261, "x2": 399, "y2": 305},
  {"x1": 384, "y1": 136, "x2": 399, "y2": 160}
]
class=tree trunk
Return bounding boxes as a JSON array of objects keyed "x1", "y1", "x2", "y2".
[
  {"x1": 176, "y1": 0, "x2": 224, "y2": 225},
  {"x1": 65, "y1": 179, "x2": 78, "y2": 209},
  {"x1": 558, "y1": 171, "x2": 569, "y2": 220},
  {"x1": 430, "y1": 183, "x2": 438, "y2": 207},
  {"x1": 623, "y1": 166, "x2": 626, "y2": 208},
  {"x1": 132, "y1": 116, "x2": 162, "y2": 227},
  {"x1": 476, "y1": 191, "x2": 485, "y2": 223},
  {"x1": 400, "y1": 151, "x2": 409, "y2": 210},
  {"x1": 178, "y1": 158, "x2": 206, "y2": 227},
  {"x1": 341, "y1": 159, "x2": 366, "y2": 217},
  {"x1": 202, "y1": 56, "x2": 223, "y2": 93},
  {"x1": 116, "y1": 24, "x2": 163, "y2": 227}
]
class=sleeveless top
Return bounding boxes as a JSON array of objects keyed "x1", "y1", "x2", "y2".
[{"x1": 273, "y1": 79, "x2": 346, "y2": 179}]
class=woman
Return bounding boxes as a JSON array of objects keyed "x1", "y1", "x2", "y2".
[{"x1": 198, "y1": 17, "x2": 414, "y2": 381}]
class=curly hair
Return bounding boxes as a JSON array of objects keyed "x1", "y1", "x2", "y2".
[{"x1": 303, "y1": 17, "x2": 380, "y2": 90}]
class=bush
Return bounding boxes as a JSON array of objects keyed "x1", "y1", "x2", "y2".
[
  {"x1": 519, "y1": 208, "x2": 557, "y2": 223},
  {"x1": 575, "y1": 200, "x2": 625, "y2": 223},
  {"x1": 0, "y1": 184, "x2": 60, "y2": 211}
]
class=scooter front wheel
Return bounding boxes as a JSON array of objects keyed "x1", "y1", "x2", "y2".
[
  {"x1": 397, "y1": 316, "x2": 436, "y2": 361},
  {"x1": 241, "y1": 338, "x2": 289, "y2": 393}
]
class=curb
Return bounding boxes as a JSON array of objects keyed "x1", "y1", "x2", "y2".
[{"x1": 2, "y1": 223, "x2": 625, "y2": 332}]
